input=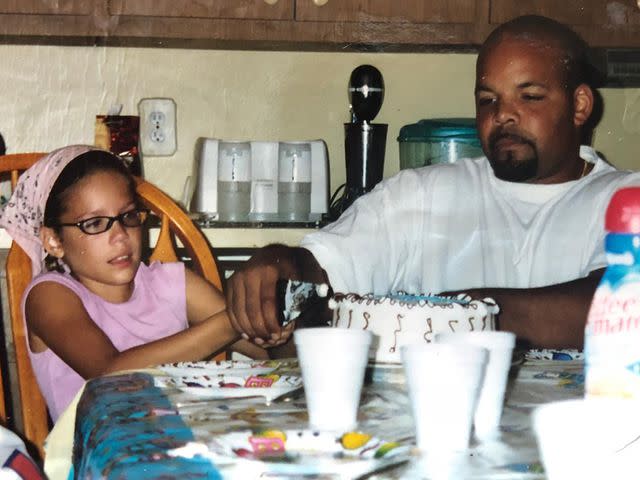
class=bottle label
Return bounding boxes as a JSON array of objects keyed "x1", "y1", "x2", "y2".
[{"x1": 585, "y1": 282, "x2": 640, "y2": 398}]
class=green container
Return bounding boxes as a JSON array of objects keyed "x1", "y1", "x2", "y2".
[{"x1": 397, "y1": 118, "x2": 483, "y2": 169}]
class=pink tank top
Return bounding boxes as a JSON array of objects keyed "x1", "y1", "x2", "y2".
[{"x1": 21, "y1": 262, "x2": 188, "y2": 422}]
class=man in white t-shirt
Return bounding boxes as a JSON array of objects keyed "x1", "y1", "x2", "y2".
[{"x1": 226, "y1": 15, "x2": 640, "y2": 352}]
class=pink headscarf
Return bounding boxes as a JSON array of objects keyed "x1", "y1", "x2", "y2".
[{"x1": 0, "y1": 145, "x2": 98, "y2": 277}]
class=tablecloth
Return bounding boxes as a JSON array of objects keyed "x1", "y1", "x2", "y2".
[{"x1": 45, "y1": 352, "x2": 585, "y2": 479}]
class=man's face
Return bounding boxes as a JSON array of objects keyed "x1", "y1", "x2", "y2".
[{"x1": 475, "y1": 36, "x2": 580, "y2": 184}]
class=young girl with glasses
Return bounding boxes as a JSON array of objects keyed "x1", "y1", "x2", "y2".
[{"x1": 0, "y1": 145, "x2": 264, "y2": 421}]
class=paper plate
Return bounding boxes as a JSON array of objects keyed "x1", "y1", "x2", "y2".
[
  {"x1": 169, "y1": 428, "x2": 413, "y2": 477},
  {"x1": 158, "y1": 360, "x2": 280, "y2": 377},
  {"x1": 156, "y1": 372, "x2": 303, "y2": 401}
]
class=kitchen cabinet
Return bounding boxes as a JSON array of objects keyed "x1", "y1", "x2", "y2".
[
  {"x1": 491, "y1": 0, "x2": 640, "y2": 48},
  {"x1": 105, "y1": 0, "x2": 487, "y2": 47},
  {"x1": 109, "y1": 0, "x2": 293, "y2": 21},
  {"x1": 0, "y1": 0, "x2": 91, "y2": 15},
  {"x1": 292, "y1": 0, "x2": 489, "y2": 46},
  {"x1": 106, "y1": 0, "x2": 295, "y2": 46},
  {"x1": 0, "y1": 0, "x2": 106, "y2": 38},
  {"x1": 296, "y1": 0, "x2": 481, "y2": 24},
  {"x1": 0, "y1": 0, "x2": 639, "y2": 49}
]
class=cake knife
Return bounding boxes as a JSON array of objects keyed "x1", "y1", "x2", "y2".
[{"x1": 276, "y1": 279, "x2": 333, "y2": 328}]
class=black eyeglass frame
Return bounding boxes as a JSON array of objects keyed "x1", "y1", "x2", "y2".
[{"x1": 54, "y1": 208, "x2": 150, "y2": 235}]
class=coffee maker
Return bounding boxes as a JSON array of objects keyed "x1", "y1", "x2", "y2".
[{"x1": 329, "y1": 65, "x2": 387, "y2": 219}]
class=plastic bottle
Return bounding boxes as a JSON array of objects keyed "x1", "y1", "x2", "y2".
[{"x1": 585, "y1": 186, "x2": 640, "y2": 398}]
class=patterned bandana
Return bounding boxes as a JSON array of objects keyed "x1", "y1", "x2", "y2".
[{"x1": 0, "y1": 145, "x2": 97, "y2": 277}]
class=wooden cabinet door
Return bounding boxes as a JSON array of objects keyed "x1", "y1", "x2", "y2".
[
  {"x1": 296, "y1": 0, "x2": 480, "y2": 24},
  {"x1": 0, "y1": 0, "x2": 103, "y2": 37},
  {"x1": 0, "y1": 0, "x2": 93, "y2": 15},
  {"x1": 109, "y1": 0, "x2": 294, "y2": 21},
  {"x1": 294, "y1": 0, "x2": 489, "y2": 46},
  {"x1": 106, "y1": 0, "x2": 294, "y2": 45},
  {"x1": 491, "y1": 0, "x2": 640, "y2": 26},
  {"x1": 490, "y1": 0, "x2": 640, "y2": 47}
]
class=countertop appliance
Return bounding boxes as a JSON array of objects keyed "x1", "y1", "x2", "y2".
[
  {"x1": 397, "y1": 118, "x2": 482, "y2": 169},
  {"x1": 330, "y1": 64, "x2": 387, "y2": 220},
  {"x1": 191, "y1": 138, "x2": 329, "y2": 223}
]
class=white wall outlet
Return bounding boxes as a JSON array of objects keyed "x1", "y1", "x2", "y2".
[{"x1": 138, "y1": 98, "x2": 177, "y2": 156}]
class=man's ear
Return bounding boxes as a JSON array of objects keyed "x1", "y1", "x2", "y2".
[
  {"x1": 40, "y1": 227, "x2": 64, "y2": 258},
  {"x1": 573, "y1": 83, "x2": 594, "y2": 127}
]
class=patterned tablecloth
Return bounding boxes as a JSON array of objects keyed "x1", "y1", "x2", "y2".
[{"x1": 68, "y1": 350, "x2": 585, "y2": 479}]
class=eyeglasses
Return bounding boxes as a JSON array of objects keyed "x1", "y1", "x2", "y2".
[{"x1": 55, "y1": 208, "x2": 149, "y2": 235}]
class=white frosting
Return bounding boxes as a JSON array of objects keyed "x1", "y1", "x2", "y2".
[
  {"x1": 315, "y1": 283, "x2": 330, "y2": 298},
  {"x1": 330, "y1": 293, "x2": 499, "y2": 363}
]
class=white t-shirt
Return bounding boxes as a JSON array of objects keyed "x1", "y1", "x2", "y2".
[{"x1": 301, "y1": 147, "x2": 640, "y2": 295}]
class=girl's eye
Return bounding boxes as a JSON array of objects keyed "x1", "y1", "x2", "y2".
[
  {"x1": 81, "y1": 217, "x2": 107, "y2": 232},
  {"x1": 122, "y1": 210, "x2": 145, "y2": 226}
]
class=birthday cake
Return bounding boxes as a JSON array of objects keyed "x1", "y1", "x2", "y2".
[{"x1": 329, "y1": 293, "x2": 499, "y2": 363}]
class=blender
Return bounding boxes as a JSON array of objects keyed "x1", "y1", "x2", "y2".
[{"x1": 330, "y1": 64, "x2": 388, "y2": 219}]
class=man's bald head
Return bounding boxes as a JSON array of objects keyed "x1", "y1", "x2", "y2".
[{"x1": 479, "y1": 15, "x2": 598, "y2": 92}]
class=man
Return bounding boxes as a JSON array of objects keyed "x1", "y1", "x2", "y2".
[{"x1": 226, "y1": 15, "x2": 640, "y2": 352}]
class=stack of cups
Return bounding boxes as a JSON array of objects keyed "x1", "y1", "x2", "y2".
[
  {"x1": 533, "y1": 398, "x2": 640, "y2": 480},
  {"x1": 294, "y1": 328, "x2": 373, "y2": 431},
  {"x1": 401, "y1": 343, "x2": 488, "y2": 453},
  {"x1": 435, "y1": 331, "x2": 516, "y2": 440}
]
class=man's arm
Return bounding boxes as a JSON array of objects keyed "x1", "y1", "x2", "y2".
[
  {"x1": 462, "y1": 268, "x2": 605, "y2": 349},
  {"x1": 226, "y1": 244, "x2": 329, "y2": 348}
]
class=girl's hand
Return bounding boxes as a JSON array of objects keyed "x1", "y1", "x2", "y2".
[{"x1": 249, "y1": 322, "x2": 295, "y2": 347}]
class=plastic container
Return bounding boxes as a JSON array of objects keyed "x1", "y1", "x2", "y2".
[
  {"x1": 585, "y1": 187, "x2": 640, "y2": 399},
  {"x1": 397, "y1": 118, "x2": 483, "y2": 169}
]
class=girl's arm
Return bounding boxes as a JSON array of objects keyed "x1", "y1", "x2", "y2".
[
  {"x1": 183, "y1": 268, "x2": 269, "y2": 359},
  {"x1": 25, "y1": 280, "x2": 240, "y2": 378}
]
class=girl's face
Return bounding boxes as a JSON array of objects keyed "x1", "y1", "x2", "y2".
[{"x1": 50, "y1": 170, "x2": 142, "y2": 302}]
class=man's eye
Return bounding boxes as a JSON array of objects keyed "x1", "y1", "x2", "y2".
[
  {"x1": 523, "y1": 94, "x2": 544, "y2": 101},
  {"x1": 476, "y1": 97, "x2": 495, "y2": 106}
]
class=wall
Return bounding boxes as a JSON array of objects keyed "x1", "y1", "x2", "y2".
[{"x1": 1, "y1": 45, "x2": 639, "y2": 202}]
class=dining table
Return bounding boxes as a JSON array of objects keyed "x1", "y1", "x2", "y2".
[{"x1": 44, "y1": 350, "x2": 585, "y2": 479}]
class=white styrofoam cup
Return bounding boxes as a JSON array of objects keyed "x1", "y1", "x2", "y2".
[
  {"x1": 401, "y1": 343, "x2": 488, "y2": 452},
  {"x1": 533, "y1": 398, "x2": 640, "y2": 480},
  {"x1": 435, "y1": 331, "x2": 516, "y2": 439},
  {"x1": 294, "y1": 327, "x2": 372, "y2": 431}
]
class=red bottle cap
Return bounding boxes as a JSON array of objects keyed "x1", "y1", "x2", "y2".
[{"x1": 606, "y1": 187, "x2": 640, "y2": 233}]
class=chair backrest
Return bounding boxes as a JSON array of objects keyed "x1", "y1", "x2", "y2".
[
  {"x1": 134, "y1": 177, "x2": 222, "y2": 290},
  {"x1": 0, "y1": 153, "x2": 224, "y2": 460},
  {"x1": 0, "y1": 152, "x2": 50, "y2": 461}
]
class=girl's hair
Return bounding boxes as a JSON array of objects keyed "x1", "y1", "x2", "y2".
[{"x1": 43, "y1": 150, "x2": 137, "y2": 271}]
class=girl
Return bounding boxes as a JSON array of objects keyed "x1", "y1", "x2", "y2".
[{"x1": 0, "y1": 145, "x2": 264, "y2": 421}]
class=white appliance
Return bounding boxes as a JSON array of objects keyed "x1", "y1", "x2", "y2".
[{"x1": 191, "y1": 138, "x2": 329, "y2": 222}]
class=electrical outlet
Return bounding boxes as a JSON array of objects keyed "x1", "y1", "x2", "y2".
[{"x1": 138, "y1": 98, "x2": 177, "y2": 156}]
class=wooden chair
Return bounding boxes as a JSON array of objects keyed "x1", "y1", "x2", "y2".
[
  {"x1": 0, "y1": 152, "x2": 225, "y2": 460},
  {"x1": 1, "y1": 153, "x2": 50, "y2": 461},
  {"x1": 134, "y1": 177, "x2": 222, "y2": 290}
]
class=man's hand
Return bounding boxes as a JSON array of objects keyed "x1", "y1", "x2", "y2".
[{"x1": 226, "y1": 244, "x2": 328, "y2": 347}]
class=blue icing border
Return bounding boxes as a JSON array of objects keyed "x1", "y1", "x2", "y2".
[
  {"x1": 385, "y1": 292, "x2": 469, "y2": 305},
  {"x1": 72, "y1": 372, "x2": 220, "y2": 479}
]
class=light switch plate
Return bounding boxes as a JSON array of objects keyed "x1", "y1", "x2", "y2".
[{"x1": 138, "y1": 98, "x2": 177, "y2": 156}]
